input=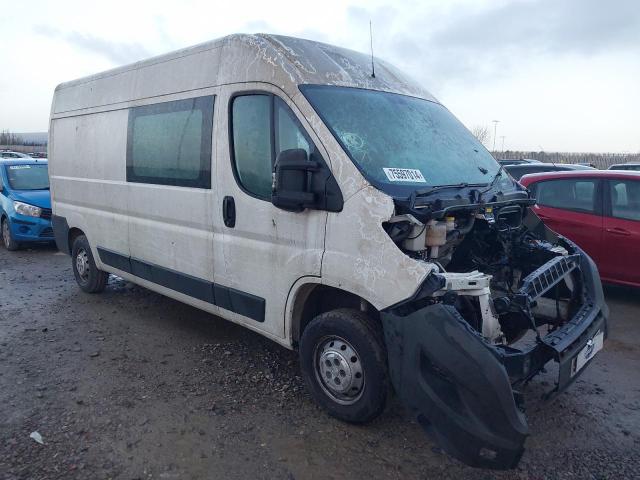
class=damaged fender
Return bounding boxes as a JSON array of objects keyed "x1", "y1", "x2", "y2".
[{"x1": 381, "y1": 303, "x2": 528, "y2": 469}]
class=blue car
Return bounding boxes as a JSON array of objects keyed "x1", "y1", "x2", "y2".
[{"x1": 0, "y1": 159, "x2": 53, "y2": 250}]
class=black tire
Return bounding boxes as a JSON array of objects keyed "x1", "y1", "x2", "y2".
[
  {"x1": 71, "y1": 234, "x2": 109, "y2": 293},
  {"x1": 1, "y1": 217, "x2": 20, "y2": 251},
  {"x1": 299, "y1": 308, "x2": 390, "y2": 423}
]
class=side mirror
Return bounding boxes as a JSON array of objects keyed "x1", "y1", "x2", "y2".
[{"x1": 272, "y1": 149, "x2": 318, "y2": 211}]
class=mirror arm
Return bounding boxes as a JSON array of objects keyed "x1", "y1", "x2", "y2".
[
  {"x1": 277, "y1": 160, "x2": 320, "y2": 172},
  {"x1": 275, "y1": 190, "x2": 315, "y2": 204}
]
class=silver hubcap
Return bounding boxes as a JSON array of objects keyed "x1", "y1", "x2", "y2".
[
  {"x1": 2, "y1": 221, "x2": 9, "y2": 247},
  {"x1": 314, "y1": 336, "x2": 364, "y2": 405},
  {"x1": 76, "y1": 248, "x2": 90, "y2": 280}
]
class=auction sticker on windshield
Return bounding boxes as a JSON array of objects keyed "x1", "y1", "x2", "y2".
[{"x1": 383, "y1": 168, "x2": 427, "y2": 183}]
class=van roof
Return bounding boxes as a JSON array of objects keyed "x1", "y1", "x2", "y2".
[{"x1": 52, "y1": 34, "x2": 437, "y2": 115}]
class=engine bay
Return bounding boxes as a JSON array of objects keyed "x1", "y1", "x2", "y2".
[{"x1": 384, "y1": 198, "x2": 582, "y2": 346}]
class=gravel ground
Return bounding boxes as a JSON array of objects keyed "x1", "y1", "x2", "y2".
[{"x1": 1, "y1": 244, "x2": 639, "y2": 480}]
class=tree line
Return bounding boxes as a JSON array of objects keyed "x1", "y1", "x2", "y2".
[
  {"x1": 471, "y1": 125, "x2": 638, "y2": 169},
  {"x1": 0, "y1": 130, "x2": 47, "y2": 147}
]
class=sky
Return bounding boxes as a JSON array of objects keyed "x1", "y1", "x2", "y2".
[{"x1": 0, "y1": 0, "x2": 639, "y2": 153}]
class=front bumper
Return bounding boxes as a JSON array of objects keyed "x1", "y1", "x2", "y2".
[
  {"x1": 381, "y1": 246, "x2": 608, "y2": 469},
  {"x1": 8, "y1": 213, "x2": 54, "y2": 242}
]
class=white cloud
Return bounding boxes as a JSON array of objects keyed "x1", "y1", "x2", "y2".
[{"x1": 0, "y1": 0, "x2": 638, "y2": 152}]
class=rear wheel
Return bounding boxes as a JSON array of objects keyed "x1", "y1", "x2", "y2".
[
  {"x1": 1, "y1": 218, "x2": 19, "y2": 251},
  {"x1": 71, "y1": 235, "x2": 109, "y2": 293},
  {"x1": 299, "y1": 308, "x2": 390, "y2": 423}
]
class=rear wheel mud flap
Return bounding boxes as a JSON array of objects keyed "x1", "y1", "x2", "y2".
[{"x1": 381, "y1": 303, "x2": 528, "y2": 469}]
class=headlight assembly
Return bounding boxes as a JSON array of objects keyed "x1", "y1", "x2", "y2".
[{"x1": 13, "y1": 201, "x2": 42, "y2": 217}]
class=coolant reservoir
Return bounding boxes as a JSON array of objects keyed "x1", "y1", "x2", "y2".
[{"x1": 425, "y1": 220, "x2": 447, "y2": 258}]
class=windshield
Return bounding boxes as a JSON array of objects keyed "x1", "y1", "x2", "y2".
[
  {"x1": 301, "y1": 85, "x2": 501, "y2": 196},
  {"x1": 5, "y1": 164, "x2": 50, "y2": 190}
]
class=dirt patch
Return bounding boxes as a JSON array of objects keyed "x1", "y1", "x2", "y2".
[{"x1": 1, "y1": 246, "x2": 639, "y2": 479}]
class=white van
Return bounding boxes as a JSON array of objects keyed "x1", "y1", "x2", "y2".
[{"x1": 49, "y1": 34, "x2": 608, "y2": 469}]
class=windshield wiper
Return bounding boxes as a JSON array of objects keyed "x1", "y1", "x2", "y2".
[
  {"x1": 479, "y1": 165, "x2": 506, "y2": 198},
  {"x1": 414, "y1": 182, "x2": 488, "y2": 198}
]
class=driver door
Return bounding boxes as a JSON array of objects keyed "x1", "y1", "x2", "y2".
[{"x1": 213, "y1": 84, "x2": 328, "y2": 340}]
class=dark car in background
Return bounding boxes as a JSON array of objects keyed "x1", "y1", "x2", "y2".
[
  {"x1": 497, "y1": 158, "x2": 541, "y2": 166},
  {"x1": 505, "y1": 162, "x2": 595, "y2": 180},
  {"x1": 0, "y1": 159, "x2": 52, "y2": 250},
  {"x1": 608, "y1": 163, "x2": 640, "y2": 172},
  {"x1": 520, "y1": 170, "x2": 640, "y2": 287}
]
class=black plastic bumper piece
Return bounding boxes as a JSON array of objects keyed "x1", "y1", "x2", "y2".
[
  {"x1": 51, "y1": 215, "x2": 70, "y2": 254},
  {"x1": 381, "y1": 303, "x2": 528, "y2": 470},
  {"x1": 381, "y1": 247, "x2": 608, "y2": 469},
  {"x1": 498, "y1": 243, "x2": 608, "y2": 395}
]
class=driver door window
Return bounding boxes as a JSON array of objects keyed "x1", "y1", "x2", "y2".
[{"x1": 231, "y1": 94, "x2": 311, "y2": 200}]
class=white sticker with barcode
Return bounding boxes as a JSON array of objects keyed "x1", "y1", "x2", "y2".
[{"x1": 383, "y1": 168, "x2": 427, "y2": 183}]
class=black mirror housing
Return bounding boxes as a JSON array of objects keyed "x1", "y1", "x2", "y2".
[
  {"x1": 272, "y1": 149, "x2": 316, "y2": 211},
  {"x1": 272, "y1": 149, "x2": 343, "y2": 212}
]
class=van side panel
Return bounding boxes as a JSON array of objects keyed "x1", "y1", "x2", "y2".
[
  {"x1": 49, "y1": 109, "x2": 130, "y2": 258},
  {"x1": 53, "y1": 47, "x2": 223, "y2": 115},
  {"x1": 127, "y1": 184, "x2": 216, "y2": 285}
]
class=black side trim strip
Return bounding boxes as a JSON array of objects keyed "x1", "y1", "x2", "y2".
[
  {"x1": 99, "y1": 247, "x2": 131, "y2": 272},
  {"x1": 97, "y1": 247, "x2": 265, "y2": 323}
]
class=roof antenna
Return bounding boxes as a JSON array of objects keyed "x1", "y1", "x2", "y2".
[{"x1": 369, "y1": 20, "x2": 376, "y2": 78}]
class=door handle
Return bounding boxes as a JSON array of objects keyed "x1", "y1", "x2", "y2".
[
  {"x1": 222, "y1": 196, "x2": 236, "y2": 228},
  {"x1": 537, "y1": 214, "x2": 551, "y2": 221},
  {"x1": 606, "y1": 227, "x2": 631, "y2": 236}
]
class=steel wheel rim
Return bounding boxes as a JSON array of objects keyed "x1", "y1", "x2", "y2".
[
  {"x1": 75, "y1": 248, "x2": 90, "y2": 281},
  {"x1": 313, "y1": 336, "x2": 365, "y2": 405}
]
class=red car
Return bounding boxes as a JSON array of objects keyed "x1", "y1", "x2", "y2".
[{"x1": 520, "y1": 170, "x2": 640, "y2": 287}]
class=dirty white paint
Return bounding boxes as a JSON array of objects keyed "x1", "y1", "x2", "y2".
[{"x1": 50, "y1": 34, "x2": 440, "y2": 348}]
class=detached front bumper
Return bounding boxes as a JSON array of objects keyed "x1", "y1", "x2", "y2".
[{"x1": 381, "y1": 246, "x2": 608, "y2": 470}]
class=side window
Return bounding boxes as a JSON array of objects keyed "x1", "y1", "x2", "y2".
[
  {"x1": 275, "y1": 97, "x2": 310, "y2": 155},
  {"x1": 535, "y1": 179, "x2": 597, "y2": 213},
  {"x1": 127, "y1": 96, "x2": 214, "y2": 188},
  {"x1": 231, "y1": 94, "x2": 312, "y2": 200},
  {"x1": 231, "y1": 95, "x2": 273, "y2": 198},
  {"x1": 609, "y1": 180, "x2": 640, "y2": 221}
]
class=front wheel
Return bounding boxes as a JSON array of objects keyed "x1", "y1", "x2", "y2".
[
  {"x1": 2, "y1": 218, "x2": 19, "y2": 251},
  {"x1": 71, "y1": 235, "x2": 109, "y2": 293},
  {"x1": 299, "y1": 308, "x2": 390, "y2": 423}
]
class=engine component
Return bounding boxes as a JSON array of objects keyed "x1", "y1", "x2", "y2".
[
  {"x1": 432, "y1": 271, "x2": 504, "y2": 343},
  {"x1": 445, "y1": 216, "x2": 455, "y2": 232},
  {"x1": 425, "y1": 219, "x2": 447, "y2": 258}
]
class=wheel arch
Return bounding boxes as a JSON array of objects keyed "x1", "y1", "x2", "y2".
[
  {"x1": 286, "y1": 278, "x2": 380, "y2": 348},
  {"x1": 68, "y1": 226, "x2": 85, "y2": 252}
]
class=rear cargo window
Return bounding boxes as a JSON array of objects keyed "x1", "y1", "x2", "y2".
[
  {"x1": 126, "y1": 96, "x2": 214, "y2": 188},
  {"x1": 534, "y1": 179, "x2": 597, "y2": 214}
]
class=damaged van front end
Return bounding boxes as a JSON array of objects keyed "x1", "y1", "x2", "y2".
[
  {"x1": 300, "y1": 82, "x2": 607, "y2": 469},
  {"x1": 380, "y1": 193, "x2": 608, "y2": 469}
]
